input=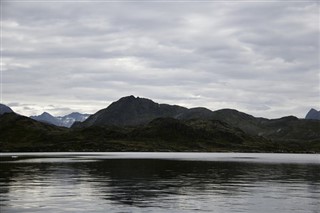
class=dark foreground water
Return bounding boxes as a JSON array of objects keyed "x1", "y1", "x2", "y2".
[{"x1": 0, "y1": 153, "x2": 319, "y2": 213}]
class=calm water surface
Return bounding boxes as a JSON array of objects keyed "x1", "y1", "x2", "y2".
[{"x1": 0, "y1": 153, "x2": 319, "y2": 213}]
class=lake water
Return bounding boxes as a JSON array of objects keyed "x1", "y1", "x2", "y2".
[{"x1": 0, "y1": 152, "x2": 319, "y2": 213}]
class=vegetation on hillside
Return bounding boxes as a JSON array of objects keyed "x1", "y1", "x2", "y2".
[{"x1": 0, "y1": 113, "x2": 319, "y2": 153}]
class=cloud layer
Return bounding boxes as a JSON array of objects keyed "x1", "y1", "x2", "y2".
[{"x1": 2, "y1": 1, "x2": 319, "y2": 118}]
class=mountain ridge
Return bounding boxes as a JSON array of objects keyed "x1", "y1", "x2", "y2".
[
  {"x1": 74, "y1": 95, "x2": 188, "y2": 128},
  {"x1": 71, "y1": 96, "x2": 319, "y2": 147},
  {"x1": 1, "y1": 96, "x2": 319, "y2": 153},
  {"x1": 31, "y1": 112, "x2": 90, "y2": 127},
  {"x1": 1, "y1": 112, "x2": 318, "y2": 152}
]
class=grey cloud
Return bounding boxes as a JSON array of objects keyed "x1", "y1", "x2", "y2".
[
  {"x1": 2, "y1": 1, "x2": 319, "y2": 118},
  {"x1": 7, "y1": 102, "x2": 21, "y2": 107}
]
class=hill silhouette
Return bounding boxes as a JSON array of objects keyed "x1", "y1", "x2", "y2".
[{"x1": 1, "y1": 96, "x2": 319, "y2": 152}]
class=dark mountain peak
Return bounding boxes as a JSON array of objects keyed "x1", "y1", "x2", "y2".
[
  {"x1": 0, "y1": 104, "x2": 14, "y2": 115},
  {"x1": 118, "y1": 95, "x2": 137, "y2": 101},
  {"x1": 106, "y1": 95, "x2": 160, "y2": 115},
  {"x1": 305, "y1": 108, "x2": 320, "y2": 120},
  {"x1": 35, "y1": 112, "x2": 57, "y2": 121},
  {"x1": 31, "y1": 112, "x2": 60, "y2": 126},
  {"x1": 110, "y1": 95, "x2": 157, "y2": 108},
  {"x1": 40, "y1": 112, "x2": 54, "y2": 117},
  {"x1": 75, "y1": 96, "x2": 187, "y2": 127}
]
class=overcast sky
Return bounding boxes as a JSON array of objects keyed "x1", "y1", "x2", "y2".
[{"x1": 1, "y1": 0, "x2": 319, "y2": 118}]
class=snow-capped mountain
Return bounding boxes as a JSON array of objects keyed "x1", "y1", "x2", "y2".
[
  {"x1": 31, "y1": 112, "x2": 90, "y2": 127},
  {"x1": 56, "y1": 112, "x2": 90, "y2": 127}
]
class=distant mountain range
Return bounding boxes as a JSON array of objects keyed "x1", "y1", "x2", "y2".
[
  {"x1": 31, "y1": 112, "x2": 90, "y2": 127},
  {"x1": 0, "y1": 98, "x2": 319, "y2": 153},
  {"x1": 0, "y1": 103, "x2": 89, "y2": 127}
]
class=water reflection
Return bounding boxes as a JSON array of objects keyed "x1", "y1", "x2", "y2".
[{"x1": 1, "y1": 158, "x2": 320, "y2": 212}]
